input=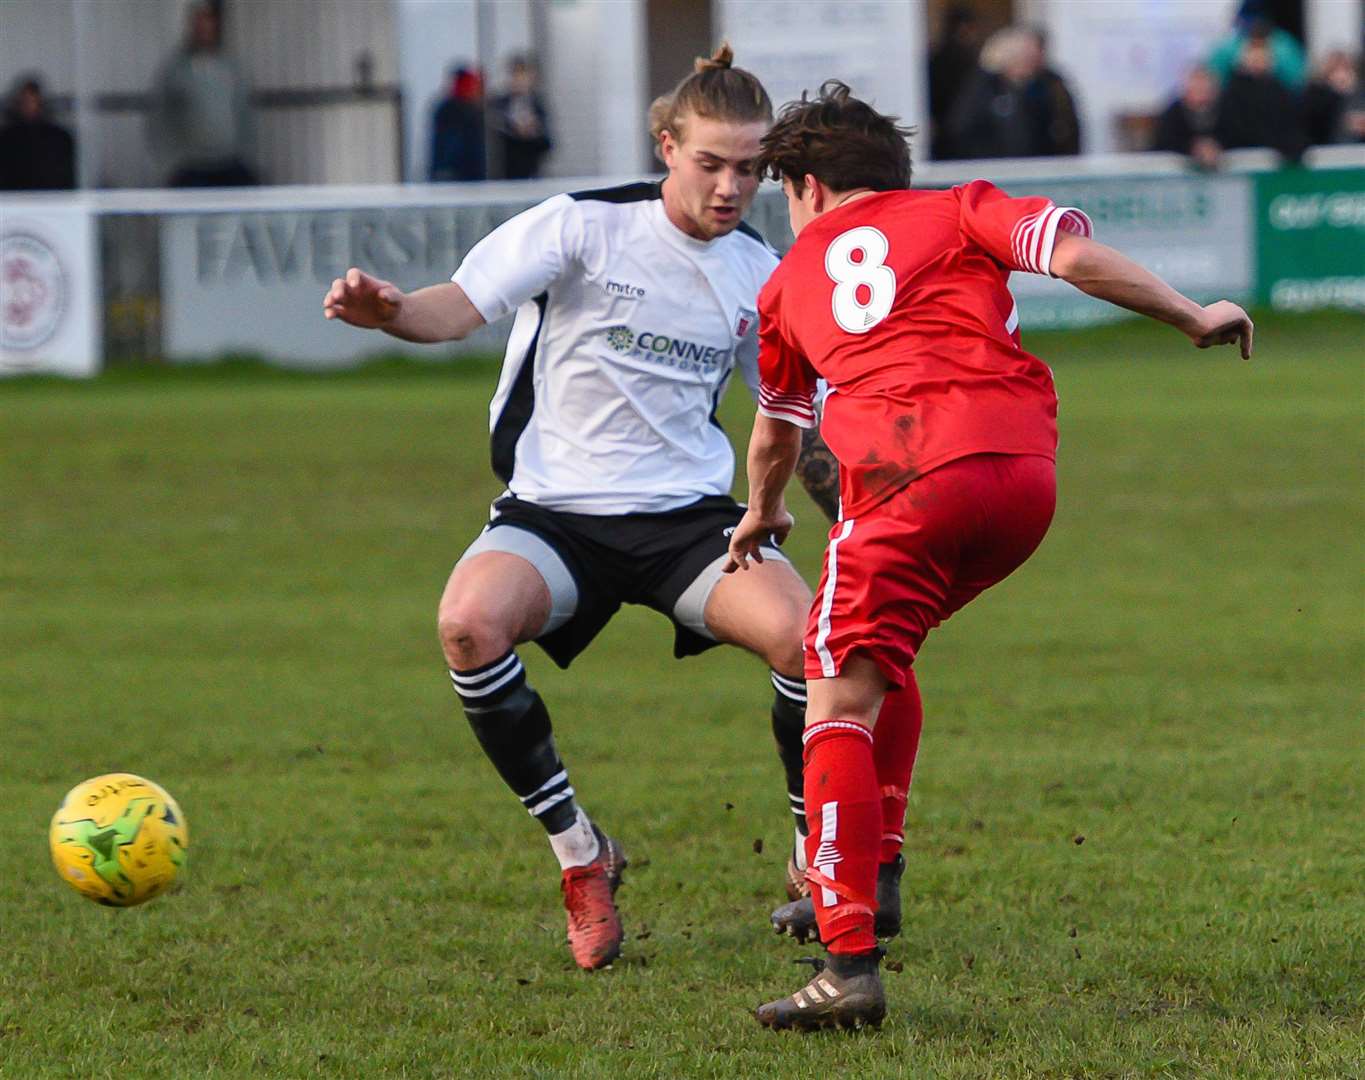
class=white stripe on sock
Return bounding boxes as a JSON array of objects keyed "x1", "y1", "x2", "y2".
[
  {"x1": 802, "y1": 720, "x2": 872, "y2": 745},
  {"x1": 456, "y1": 662, "x2": 525, "y2": 700},
  {"x1": 449, "y1": 652, "x2": 519, "y2": 686},
  {"x1": 815, "y1": 801, "x2": 839, "y2": 907},
  {"x1": 521, "y1": 769, "x2": 569, "y2": 803},
  {"x1": 527, "y1": 787, "x2": 575, "y2": 818}
]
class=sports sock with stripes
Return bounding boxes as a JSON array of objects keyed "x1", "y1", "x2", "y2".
[
  {"x1": 874, "y1": 673, "x2": 923, "y2": 863},
  {"x1": 451, "y1": 652, "x2": 599, "y2": 868},
  {"x1": 770, "y1": 671, "x2": 810, "y2": 861},
  {"x1": 802, "y1": 719, "x2": 881, "y2": 956}
]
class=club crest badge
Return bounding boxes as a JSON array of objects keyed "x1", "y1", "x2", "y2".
[{"x1": 1, "y1": 231, "x2": 66, "y2": 352}]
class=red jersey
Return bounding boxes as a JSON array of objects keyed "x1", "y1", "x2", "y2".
[{"x1": 757, "y1": 180, "x2": 1092, "y2": 518}]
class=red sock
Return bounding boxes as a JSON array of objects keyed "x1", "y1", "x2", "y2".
[
  {"x1": 802, "y1": 720, "x2": 881, "y2": 955},
  {"x1": 874, "y1": 672, "x2": 923, "y2": 863}
]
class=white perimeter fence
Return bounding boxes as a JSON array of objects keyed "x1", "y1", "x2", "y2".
[{"x1": 2, "y1": 147, "x2": 1362, "y2": 377}]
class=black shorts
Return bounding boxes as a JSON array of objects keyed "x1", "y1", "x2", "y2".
[{"x1": 483, "y1": 494, "x2": 761, "y2": 668}]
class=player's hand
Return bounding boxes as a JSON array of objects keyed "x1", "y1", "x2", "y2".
[
  {"x1": 323, "y1": 268, "x2": 403, "y2": 329},
  {"x1": 1190, "y1": 301, "x2": 1253, "y2": 360},
  {"x1": 723, "y1": 507, "x2": 794, "y2": 573}
]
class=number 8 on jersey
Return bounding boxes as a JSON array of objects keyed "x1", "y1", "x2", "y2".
[{"x1": 825, "y1": 226, "x2": 896, "y2": 334}]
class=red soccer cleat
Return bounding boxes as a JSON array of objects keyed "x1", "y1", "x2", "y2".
[{"x1": 560, "y1": 828, "x2": 627, "y2": 971}]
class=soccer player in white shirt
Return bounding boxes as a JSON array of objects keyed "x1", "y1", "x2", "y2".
[{"x1": 324, "y1": 47, "x2": 831, "y2": 971}]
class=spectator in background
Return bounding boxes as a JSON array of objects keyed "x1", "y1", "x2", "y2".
[
  {"x1": 1215, "y1": 28, "x2": 1308, "y2": 162},
  {"x1": 1304, "y1": 51, "x2": 1359, "y2": 145},
  {"x1": 1338, "y1": 63, "x2": 1365, "y2": 144},
  {"x1": 1153, "y1": 65, "x2": 1222, "y2": 169},
  {"x1": 489, "y1": 55, "x2": 552, "y2": 180},
  {"x1": 149, "y1": 2, "x2": 256, "y2": 187},
  {"x1": 0, "y1": 76, "x2": 76, "y2": 191},
  {"x1": 927, "y1": 5, "x2": 982, "y2": 160},
  {"x1": 1021, "y1": 25, "x2": 1082, "y2": 155},
  {"x1": 430, "y1": 66, "x2": 487, "y2": 182},
  {"x1": 1207, "y1": 7, "x2": 1307, "y2": 91},
  {"x1": 948, "y1": 26, "x2": 1054, "y2": 159}
]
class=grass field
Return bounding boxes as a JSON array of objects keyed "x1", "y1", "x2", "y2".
[{"x1": 2, "y1": 310, "x2": 1362, "y2": 1078}]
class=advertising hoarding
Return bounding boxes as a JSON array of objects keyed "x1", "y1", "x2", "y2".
[
  {"x1": 1001, "y1": 174, "x2": 1255, "y2": 329},
  {"x1": 0, "y1": 202, "x2": 102, "y2": 377},
  {"x1": 1254, "y1": 167, "x2": 1365, "y2": 311},
  {"x1": 160, "y1": 199, "x2": 541, "y2": 366}
]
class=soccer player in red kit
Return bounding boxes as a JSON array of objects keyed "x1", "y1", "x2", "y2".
[{"x1": 726, "y1": 82, "x2": 1253, "y2": 1031}]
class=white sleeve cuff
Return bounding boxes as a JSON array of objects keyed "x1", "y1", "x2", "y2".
[
  {"x1": 1042, "y1": 206, "x2": 1094, "y2": 278},
  {"x1": 757, "y1": 384, "x2": 818, "y2": 428},
  {"x1": 756, "y1": 405, "x2": 817, "y2": 429},
  {"x1": 451, "y1": 262, "x2": 513, "y2": 324}
]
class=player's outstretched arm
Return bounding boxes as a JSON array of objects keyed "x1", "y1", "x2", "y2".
[
  {"x1": 726, "y1": 414, "x2": 802, "y2": 573},
  {"x1": 323, "y1": 269, "x2": 486, "y2": 344},
  {"x1": 1049, "y1": 233, "x2": 1253, "y2": 360}
]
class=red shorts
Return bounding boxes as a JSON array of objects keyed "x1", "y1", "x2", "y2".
[{"x1": 804, "y1": 453, "x2": 1056, "y2": 686}]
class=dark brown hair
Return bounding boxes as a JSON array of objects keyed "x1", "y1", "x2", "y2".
[
  {"x1": 649, "y1": 43, "x2": 772, "y2": 157},
  {"x1": 756, "y1": 80, "x2": 914, "y2": 195}
]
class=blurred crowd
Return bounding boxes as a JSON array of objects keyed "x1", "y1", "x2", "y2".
[
  {"x1": 928, "y1": 3, "x2": 1364, "y2": 166},
  {"x1": 0, "y1": 75, "x2": 75, "y2": 190},
  {"x1": 429, "y1": 55, "x2": 553, "y2": 183},
  {"x1": 0, "y1": 1, "x2": 551, "y2": 192},
  {"x1": 929, "y1": 9, "x2": 1081, "y2": 161},
  {"x1": 2, "y1": 1, "x2": 1360, "y2": 193},
  {"x1": 1153, "y1": 22, "x2": 1363, "y2": 167}
]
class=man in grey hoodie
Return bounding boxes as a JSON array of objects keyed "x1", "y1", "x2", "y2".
[{"x1": 149, "y1": 3, "x2": 256, "y2": 187}]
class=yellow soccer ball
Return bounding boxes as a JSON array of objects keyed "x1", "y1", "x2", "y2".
[{"x1": 50, "y1": 774, "x2": 188, "y2": 907}]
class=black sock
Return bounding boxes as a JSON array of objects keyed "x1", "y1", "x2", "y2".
[
  {"x1": 770, "y1": 670, "x2": 809, "y2": 837},
  {"x1": 827, "y1": 945, "x2": 884, "y2": 977},
  {"x1": 450, "y1": 653, "x2": 578, "y2": 835}
]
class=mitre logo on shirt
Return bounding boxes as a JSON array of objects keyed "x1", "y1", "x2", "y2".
[
  {"x1": 605, "y1": 278, "x2": 647, "y2": 299},
  {"x1": 602, "y1": 325, "x2": 730, "y2": 373},
  {"x1": 735, "y1": 308, "x2": 757, "y2": 338}
]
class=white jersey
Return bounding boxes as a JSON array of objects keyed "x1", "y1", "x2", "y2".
[{"x1": 452, "y1": 181, "x2": 779, "y2": 514}]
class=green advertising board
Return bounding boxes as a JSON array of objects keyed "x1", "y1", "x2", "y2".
[{"x1": 1255, "y1": 167, "x2": 1365, "y2": 310}]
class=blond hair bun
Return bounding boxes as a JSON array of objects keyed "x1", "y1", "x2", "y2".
[
  {"x1": 649, "y1": 41, "x2": 770, "y2": 160},
  {"x1": 695, "y1": 42, "x2": 735, "y2": 73}
]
